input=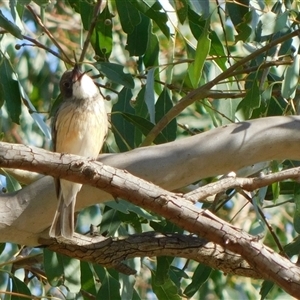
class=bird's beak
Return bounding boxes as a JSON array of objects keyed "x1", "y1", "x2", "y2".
[{"x1": 72, "y1": 64, "x2": 82, "y2": 82}]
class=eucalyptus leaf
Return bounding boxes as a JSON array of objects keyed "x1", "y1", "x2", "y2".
[
  {"x1": 95, "y1": 62, "x2": 134, "y2": 89},
  {"x1": 0, "y1": 10, "x2": 23, "y2": 39},
  {"x1": 111, "y1": 88, "x2": 135, "y2": 151},
  {"x1": 0, "y1": 52, "x2": 21, "y2": 124},
  {"x1": 125, "y1": 13, "x2": 150, "y2": 56},
  {"x1": 10, "y1": 274, "x2": 32, "y2": 299},
  {"x1": 115, "y1": 0, "x2": 141, "y2": 34},
  {"x1": 184, "y1": 264, "x2": 212, "y2": 298},
  {"x1": 97, "y1": 269, "x2": 121, "y2": 300}
]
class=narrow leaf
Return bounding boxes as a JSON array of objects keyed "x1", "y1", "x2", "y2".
[
  {"x1": 128, "y1": 0, "x2": 170, "y2": 38},
  {"x1": 81, "y1": 262, "x2": 97, "y2": 296},
  {"x1": 111, "y1": 88, "x2": 135, "y2": 151},
  {"x1": 95, "y1": 62, "x2": 134, "y2": 89},
  {"x1": 100, "y1": 206, "x2": 121, "y2": 235},
  {"x1": 184, "y1": 264, "x2": 212, "y2": 297},
  {"x1": 115, "y1": 0, "x2": 141, "y2": 34},
  {"x1": 2, "y1": 169, "x2": 21, "y2": 192},
  {"x1": 145, "y1": 68, "x2": 155, "y2": 123},
  {"x1": 152, "y1": 270, "x2": 181, "y2": 300},
  {"x1": 97, "y1": 269, "x2": 121, "y2": 300},
  {"x1": 0, "y1": 52, "x2": 21, "y2": 124},
  {"x1": 62, "y1": 256, "x2": 81, "y2": 293},
  {"x1": 189, "y1": 18, "x2": 211, "y2": 88},
  {"x1": 236, "y1": 79, "x2": 261, "y2": 118},
  {"x1": 44, "y1": 249, "x2": 64, "y2": 285},
  {"x1": 155, "y1": 88, "x2": 177, "y2": 142},
  {"x1": 173, "y1": 0, "x2": 188, "y2": 24},
  {"x1": 0, "y1": 10, "x2": 23, "y2": 39},
  {"x1": 281, "y1": 53, "x2": 300, "y2": 99},
  {"x1": 125, "y1": 13, "x2": 150, "y2": 56},
  {"x1": 10, "y1": 275, "x2": 32, "y2": 300},
  {"x1": 122, "y1": 112, "x2": 168, "y2": 144},
  {"x1": 91, "y1": 5, "x2": 112, "y2": 60}
]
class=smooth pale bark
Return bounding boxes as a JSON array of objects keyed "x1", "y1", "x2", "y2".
[{"x1": 0, "y1": 116, "x2": 300, "y2": 245}]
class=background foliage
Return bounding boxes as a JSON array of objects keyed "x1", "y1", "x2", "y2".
[{"x1": 0, "y1": 0, "x2": 300, "y2": 299}]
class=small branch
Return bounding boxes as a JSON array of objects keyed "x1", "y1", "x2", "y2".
[
  {"x1": 26, "y1": 5, "x2": 72, "y2": 64},
  {"x1": 79, "y1": 0, "x2": 103, "y2": 63},
  {"x1": 185, "y1": 169, "x2": 300, "y2": 203},
  {"x1": 21, "y1": 35, "x2": 67, "y2": 62}
]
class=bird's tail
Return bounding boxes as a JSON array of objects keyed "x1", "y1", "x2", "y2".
[{"x1": 49, "y1": 193, "x2": 75, "y2": 238}]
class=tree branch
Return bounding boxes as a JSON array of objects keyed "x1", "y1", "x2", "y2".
[
  {"x1": 0, "y1": 127, "x2": 300, "y2": 296},
  {"x1": 1, "y1": 116, "x2": 300, "y2": 245},
  {"x1": 39, "y1": 232, "x2": 261, "y2": 279}
]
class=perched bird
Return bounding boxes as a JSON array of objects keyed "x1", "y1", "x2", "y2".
[{"x1": 49, "y1": 64, "x2": 108, "y2": 238}]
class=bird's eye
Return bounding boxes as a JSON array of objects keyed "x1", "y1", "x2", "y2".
[{"x1": 63, "y1": 81, "x2": 71, "y2": 88}]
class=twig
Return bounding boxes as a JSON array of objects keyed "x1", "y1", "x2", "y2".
[
  {"x1": 79, "y1": 0, "x2": 103, "y2": 63},
  {"x1": 21, "y1": 35, "x2": 66, "y2": 61},
  {"x1": 26, "y1": 5, "x2": 72, "y2": 64},
  {"x1": 238, "y1": 189, "x2": 287, "y2": 258}
]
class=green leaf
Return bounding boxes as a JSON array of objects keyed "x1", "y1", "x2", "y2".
[
  {"x1": 121, "y1": 112, "x2": 168, "y2": 144},
  {"x1": 0, "y1": 243, "x2": 5, "y2": 256},
  {"x1": 145, "y1": 68, "x2": 155, "y2": 123},
  {"x1": 293, "y1": 187, "x2": 300, "y2": 233},
  {"x1": 143, "y1": 29, "x2": 159, "y2": 67},
  {"x1": 62, "y1": 256, "x2": 81, "y2": 293},
  {"x1": 235, "y1": 22, "x2": 252, "y2": 42},
  {"x1": 281, "y1": 53, "x2": 300, "y2": 99},
  {"x1": 111, "y1": 88, "x2": 135, "y2": 151},
  {"x1": 129, "y1": 0, "x2": 170, "y2": 38},
  {"x1": 260, "y1": 280, "x2": 274, "y2": 299},
  {"x1": 0, "y1": 52, "x2": 22, "y2": 124},
  {"x1": 236, "y1": 79, "x2": 261, "y2": 118},
  {"x1": 2, "y1": 170, "x2": 21, "y2": 192},
  {"x1": 226, "y1": 0, "x2": 249, "y2": 26},
  {"x1": 155, "y1": 88, "x2": 177, "y2": 142},
  {"x1": 44, "y1": 249, "x2": 64, "y2": 285},
  {"x1": 134, "y1": 85, "x2": 148, "y2": 118},
  {"x1": 173, "y1": 0, "x2": 188, "y2": 24},
  {"x1": 95, "y1": 62, "x2": 134, "y2": 89},
  {"x1": 91, "y1": 5, "x2": 112, "y2": 60},
  {"x1": 105, "y1": 199, "x2": 154, "y2": 220},
  {"x1": 156, "y1": 256, "x2": 174, "y2": 285},
  {"x1": 0, "y1": 10, "x2": 23, "y2": 39},
  {"x1": 10, "y1": 274, "x2": 32, "y2": 300},
  {"x1": 67, "y1": 0, "x2": 93, "y2": 30},
  {"x1": 97, "y1": 269, "x2": 121, "y2": 300},
  {"x1": 115, "y1": 0, "x2": 141, "y2": 34},
  {"x1": 44, "y1": 250, "x2": 81, "y2": 292},
  {"x1": 184, "y1": 264, "x2": 212, "y2": 297},
  {"x1": 100, "y1": 206, "x2": 121, "y2": 235},
  {"x1": 209, "y1": 31, "x2": 227, "y2": 71},
  {"x1": 125, "y1": 13, "x2": 150, "y2": 56},
  {"x1": 189, "y1": 17, "x2": 211, "y2": 88},
  {"x1": 260, "y1": 11, "x2": 289, "y2": 36},
  {"x1": 81, "y1": 262, "x2": 97, "y2": 296},
  {"x1": 284, "y1": 235, "x2": 300, "y2": 257},
  {"x1": 187, "y1": 8, "x2": 206, "y2": 40},
  {"x1": 152, "y1": 270, "x2": 181, "y2": 300}
]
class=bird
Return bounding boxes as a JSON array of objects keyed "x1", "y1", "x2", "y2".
[{"x1": 49, "y1": 64, "x2": 108, "y2": 238}]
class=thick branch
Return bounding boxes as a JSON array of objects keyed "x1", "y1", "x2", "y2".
[
  {"x1": 1, "y1": 116, "x2": 300, "y2": 246},
  {"x1": 39, "y1": 232, "x2": 261, "y2": 279},
  {"x1": 0, "y1": 135, "x2": 300, "y2": 296}
]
